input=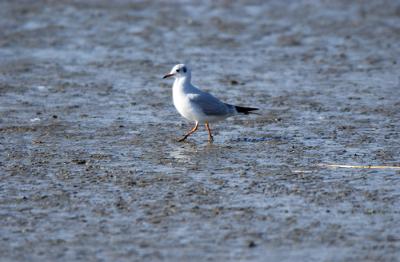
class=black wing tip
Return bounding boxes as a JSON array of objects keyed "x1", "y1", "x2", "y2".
[{"x1": 235, "y1": 106, "x2": 259, "y2": 115}]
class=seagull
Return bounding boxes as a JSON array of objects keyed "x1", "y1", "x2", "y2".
[{"x1": 163, "y1": 64, "x2": 258, "y2": 143}]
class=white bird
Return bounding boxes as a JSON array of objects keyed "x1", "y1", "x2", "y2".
[{"x1": 163, "y1": 64, "x2": 258, "y2": 142}]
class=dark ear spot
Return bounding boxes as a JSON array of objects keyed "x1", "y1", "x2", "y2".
[{"x1": 182, "y1": 67, "x2": 187, "y2": 73}]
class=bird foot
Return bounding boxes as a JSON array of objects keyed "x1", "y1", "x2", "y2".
[{"x1": 177, "y1": 136, "x2": 188, "y2": 142}]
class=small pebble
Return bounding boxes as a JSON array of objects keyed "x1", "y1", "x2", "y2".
[{"x1": 248, "y1": 240, "x2": 256, "y2": 248}]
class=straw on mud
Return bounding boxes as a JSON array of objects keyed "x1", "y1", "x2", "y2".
[
  {"x1": 292, "y1": 164, "x2": 400, "y2": 173},
  {"x1": 318, "y1": 164, "x2": 400, "y2": 170}
]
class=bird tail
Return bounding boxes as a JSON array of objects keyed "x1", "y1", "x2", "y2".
[{"x1": 234, "y1": 105, "x2": 259, "y2": 115}]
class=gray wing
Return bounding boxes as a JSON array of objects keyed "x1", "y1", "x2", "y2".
[{"x1": 188, "y1": 92, "x2": 234, "y2": 116}]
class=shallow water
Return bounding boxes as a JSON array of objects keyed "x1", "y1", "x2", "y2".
[{"x1": 1, "y1": 0, "x2": 400, "y2": 261}]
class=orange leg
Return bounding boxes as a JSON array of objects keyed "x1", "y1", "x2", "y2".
[
  {"x1": 178, "y1": 121, "x2": 199, "y2": 142},
  {"x1": 205, "y1": 122, "x2": 214, "y2": 143}
]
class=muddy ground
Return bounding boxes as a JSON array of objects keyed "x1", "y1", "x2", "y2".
[{"x1": 1, "y1": 0, "x2": 400, "y2": 261}]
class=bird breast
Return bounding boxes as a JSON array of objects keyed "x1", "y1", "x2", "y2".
[{"x1": 172, "y1": 84, "x2": 199, "y2": 122}]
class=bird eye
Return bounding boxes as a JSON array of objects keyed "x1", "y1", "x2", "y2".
[
  {"x1": 176, "y1": 69, "x2": 180, "y2": 72},
  {"x1": 182, "y1": 67, "x2": 187, "y2": 73}
]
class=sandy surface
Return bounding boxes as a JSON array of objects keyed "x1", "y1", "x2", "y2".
[{"x1": 1, "y1": 0, "x2": 400, "y2": 261}]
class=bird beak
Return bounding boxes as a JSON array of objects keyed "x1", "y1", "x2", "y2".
[{"x1": 163, "y1": 73, "x2": 174, "y2": 79}]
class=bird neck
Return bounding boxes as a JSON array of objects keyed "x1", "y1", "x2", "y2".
[{"x1": 174, "y1": 75, "x2": 191, "y2": 89}]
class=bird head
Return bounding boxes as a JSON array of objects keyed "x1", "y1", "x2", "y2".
[{"x1": 163, "y1": 64, "x2": 190, "y2": 79}]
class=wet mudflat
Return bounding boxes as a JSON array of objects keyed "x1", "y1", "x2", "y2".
[{"x1": 1, "y1": 0, "x2": 400, "y2": 261}]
